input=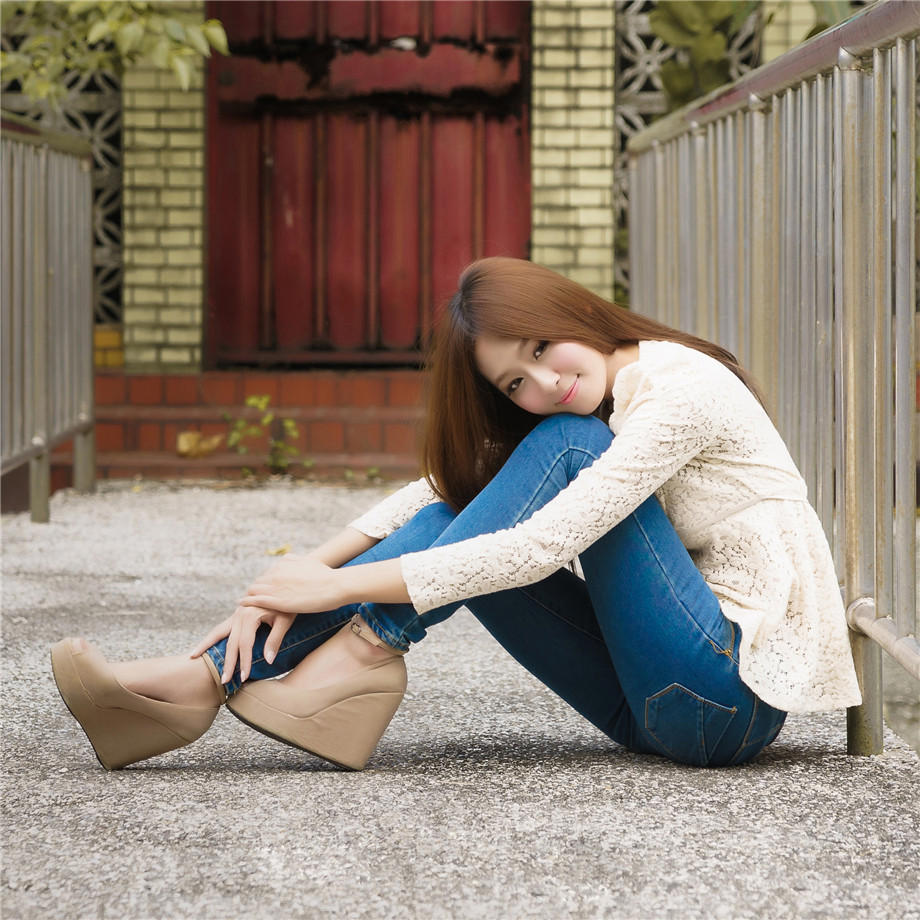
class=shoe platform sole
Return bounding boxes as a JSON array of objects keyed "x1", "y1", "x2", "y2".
[{"x1": 226, "y1": 688, "x2": 404, "y2": 771}]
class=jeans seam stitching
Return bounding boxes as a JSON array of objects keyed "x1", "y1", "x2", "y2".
[
  {"x1": 512, "y1": 446, "x2": 607, "y2": 526},
  {"x1": 515, "y1": 585, "x2": 608, "y2": 644},
  {"x1": 633, "y1": 512, "x2": 729, "y2": 652}
]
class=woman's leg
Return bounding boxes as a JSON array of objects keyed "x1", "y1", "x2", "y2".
[
  {"x1": 208, "y1": 413, "x2": 619, "y2": 695},
  {"x1": 206, "y1": 501, "x2": 459, "y2": 696},
  {"x1": 348, "y1": 412, "x2": 784, "y2": 766},
  {"x1": 574, "y1": 499, "x2": 786, "y2": 766}
]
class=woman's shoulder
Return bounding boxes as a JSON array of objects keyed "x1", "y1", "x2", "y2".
[
  {"x1": 638, "y1": 339, "x2": 721, "y2": 369},
  {"x1": 616, "y1": 340, "x2": 725, "y2": 391}
]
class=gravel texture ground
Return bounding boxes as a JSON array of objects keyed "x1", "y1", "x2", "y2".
[{"x1": 2, "y1": 481, "x2": 918, "y2": 920}]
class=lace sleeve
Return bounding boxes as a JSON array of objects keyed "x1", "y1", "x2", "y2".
[
  {"x1": 348, "y1": 477, "x2": 440, "y2": 539},
  {"x1": 400, "y1": 351, "x2": 725, "y2": 612}
]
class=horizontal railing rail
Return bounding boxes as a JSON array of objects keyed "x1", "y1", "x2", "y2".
[
  {"x1": 627, "y1": 0, "x2": 919, "y2": 755},
  {"x1": 2, "y1": 112, "x2": 96, "y2": 521}
]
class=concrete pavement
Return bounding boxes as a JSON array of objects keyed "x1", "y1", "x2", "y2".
[{"x1": 2, "y1": 481, "x2": 918, "y2": 920}]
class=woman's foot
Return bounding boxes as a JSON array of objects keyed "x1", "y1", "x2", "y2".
[
  {"x1": 108, "y1": 645, "x2": 224, "y2": 707},
  {"x1": 225, "y1": 616, "x2": 407, "y2": 770},
  {"x1": 51, "y1": 638, "x2": 221, "y2": 769},
  {"x1": 272, "y1": 615, "x2": 401, "y2": 692}
]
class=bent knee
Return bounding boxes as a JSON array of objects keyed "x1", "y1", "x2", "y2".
[{"x1": 527, "y1": 413, "x2": 613, "y2": 454}]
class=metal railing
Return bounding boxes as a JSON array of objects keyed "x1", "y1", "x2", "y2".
[
  {"x1": 627, "y1": 0, "x2": 919, "y2": 755},
  {"x1": 2, "y1": 113, "x2": 96, "y2": 521}
]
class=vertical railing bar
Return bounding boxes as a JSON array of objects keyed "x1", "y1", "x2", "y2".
[
  {"x1": 776, "y1": 91, "x2": 790, "y2": 440},
  {"x1": 677, "y1": 133, "x2": 691, "y2": 330},
  {"x1": 8, "y1": 142, "x2": 24, "y2": 461},
  {"x1": 647, "y1": 145, "x2": 655, "y2": 316},
  {"x1": 29, "y1": 144, "x2": 50, "y2": 523},
  {"x1": 832, "y1": 64, "x2": 846, "y2": 577},
  {"x1": 22, "y1": 148, "x2": 34, "y2": 484},
  {"x1": 838, "y1": 51, "x2": 883, "y2": 756},
  {"x1": 769, "y1": 98, "x2": 782, "y2": 416},
  {"x1": 667, "y1": 139, "x2": 680, "y2": 331},
  {"x1": 800, "y1": 79, "x2": 817, "y2": 503},
  {"x1": 734, "y1": 112, "x2": 746, "y2": 361},
  {"x1": 815, "y1": 72, "x2": 835, "y2": 546},
  {"x1": 740, "y1": 111, "x2": 752, "y2": 369},
  {"x1": 56, "y1": 153, "x2": 67, "y2": 438},
  {"x1": 662, "y1": 137, "x2": 670, "y2": 324},
  {"x1": 707, "y1": 123, "x2": 718, "y2": 341},
  {"x1": 788, "y1": 89, "x2": 803, "y2": 461},
  {"x1": 721, "y1": 115, "x2": 735, "y2": 352},
  {"x1": 691, "y1": 125, "x2": 705, "y2": 334},
  {"x1": 715, "y1": 118, "x2": 726, "y2": 347},
  {"x1": 1, "y1": 141, "x2": 10, "y2": 464},
  {"x1": 748, "y1": 93, "x2": 774, "y2": 405},
  {"x1": 893, "y1": 36, "x2": 917, "y2": 637},
  {"x1": 653, "y1": 140, "x2": 667, "y2": 328},
  {"x1": 872, "y1": 46, "x2": 894, "y2": 634}
]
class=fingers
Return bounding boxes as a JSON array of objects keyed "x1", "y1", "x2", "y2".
[
  {"x1": 222, "y1": 613, "x2": 242, "y2": 685},
  {"x1": 239, "y1": 594, "x2": 283, "y2": 610},
  {"x1": 189, "y1": 616, "x2": 233, "y2": 659},
  {"x1": 263, "y1": 612, "x2": 295, "y2": 665},
  {"x1": 237, "y1": 612, "x2": 261, "y2": 684}
]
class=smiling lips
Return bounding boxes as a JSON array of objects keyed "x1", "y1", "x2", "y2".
[{"x1": 558, "y1": 378, "x2": 579, "y2": 405}]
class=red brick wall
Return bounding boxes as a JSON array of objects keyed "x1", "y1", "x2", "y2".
[{"x1": 52, "y1": 369, "x2": 424, "y2": 487}]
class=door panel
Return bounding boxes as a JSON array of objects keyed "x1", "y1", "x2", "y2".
[{"x1": 206, "y1": 0, "x2": 531, "y2": 368}]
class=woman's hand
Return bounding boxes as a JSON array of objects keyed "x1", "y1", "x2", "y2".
[
  {"x1": 190, "y1": 604, "x2": 296, "y2": 685},
  {"x1": 238, "y1": 554, "x2": 345, "y2": 615}
]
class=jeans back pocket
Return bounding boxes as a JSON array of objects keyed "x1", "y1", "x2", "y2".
[{"x1": 645, "y1": 683, "x2": 738, "y2": 767}]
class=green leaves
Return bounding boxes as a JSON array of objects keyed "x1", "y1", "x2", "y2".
[
  {"x1": 649, "y1": 0, "x2": 757, "y2": 114},
  {"x1": 224, "y1": 396, "x2": 307, "y2": 477},
  {"x1": 805, "y1": 1, "x2": 857, "y2": 40},
  {"x1": 0, "y1": 1, "x2": 229, "y2": 103}
]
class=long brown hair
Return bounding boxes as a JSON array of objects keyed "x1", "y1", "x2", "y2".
[{"x1": 422, "y1": 257, "x2": 761, "y2": 511}]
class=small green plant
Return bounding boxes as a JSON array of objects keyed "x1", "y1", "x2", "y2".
[
  {"x1": 649, "y1": 1, "x2": 759, "y2": 114},
  {"x1": 223, "y1": 395, "x2": 303, "y2": 477}
]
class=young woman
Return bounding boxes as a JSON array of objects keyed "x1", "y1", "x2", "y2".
[{"x1": 51, "y1": 258, "x2": 861, "y2": 772}]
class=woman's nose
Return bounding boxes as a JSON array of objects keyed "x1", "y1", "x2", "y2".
[{"x1": 534, "y1": 366, "x2": 559, "y2": 390}]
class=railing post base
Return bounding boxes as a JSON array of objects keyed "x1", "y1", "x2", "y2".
[
  {"x1": 846, "y1": 633, "x2": 884, "y2": 755},
  {"x1": 29, "y1": 452, "x2": 50, "y2": 524},
  {"x1": 73, "y1": 427, "x2": 96, "y2": 494}
]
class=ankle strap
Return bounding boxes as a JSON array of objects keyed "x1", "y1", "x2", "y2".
[{"x1": 349, "y1": 615, "x2": 406, "y2": 655}]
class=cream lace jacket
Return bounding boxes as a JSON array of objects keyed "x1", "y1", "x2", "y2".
[{"x1": 350, "y1": 340, "x2": 862, "y2": 713}]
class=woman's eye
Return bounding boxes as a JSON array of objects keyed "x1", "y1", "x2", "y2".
[
  {"x1": 507, "y1": 377, "x2": 522, "y2": 395},
  {"x1": 534, "y1": 341, "x2": 548, "y2": 359}
]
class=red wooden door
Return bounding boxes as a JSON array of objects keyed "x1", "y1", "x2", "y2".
[{"x1": 205, "y1": 0, "x2": 531, "y2": 368}]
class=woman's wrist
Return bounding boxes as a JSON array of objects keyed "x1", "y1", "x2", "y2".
[{"x1": 333, "y1": 557, "x2": 410, "y2": 606}]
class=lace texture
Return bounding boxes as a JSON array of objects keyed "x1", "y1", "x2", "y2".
[{"x1": 350, "y1": 341, "x2": 861, "y2": 713}]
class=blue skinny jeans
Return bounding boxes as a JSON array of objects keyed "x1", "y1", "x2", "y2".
[{"x1": 207, "y1": 414, "x2": 786, "y2": 767}]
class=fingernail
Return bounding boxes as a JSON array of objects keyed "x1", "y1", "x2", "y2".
[
  {"x1": 265, "y1": 649, "x2": 275, "y2": 664},
  {"x1": 241, "y1": 671, "x2": 248, "y2": 683}
]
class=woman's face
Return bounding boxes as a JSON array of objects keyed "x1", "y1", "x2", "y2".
[{"x1": 474, "y1": 335, "x2": 615, "y2": 416}]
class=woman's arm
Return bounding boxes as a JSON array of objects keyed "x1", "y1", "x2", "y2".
[
  {"x1": 240, "y1": 556, "x2": 410, "y2": 613},
  {"x1": 306, "y1": 526, "x2": 380, "y2": 568}
]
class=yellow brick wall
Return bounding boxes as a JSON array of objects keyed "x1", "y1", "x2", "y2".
[
  {"x1": 531, "y1": 0, "x2": 616, "y2": 300},
  {"x1": 94, "y1": 324, "x2": 125, "y2": 368},
  {"x1": 121, "y1": 1, "x2": 205, "y2": 371}
]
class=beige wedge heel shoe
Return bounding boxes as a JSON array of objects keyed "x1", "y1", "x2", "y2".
[
  {"x1": 226, "y1": 616, "x2": 407, "y2": 771},
  {"x1": 51, "y1": 639, "x2": 219, "y2": 770}
]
